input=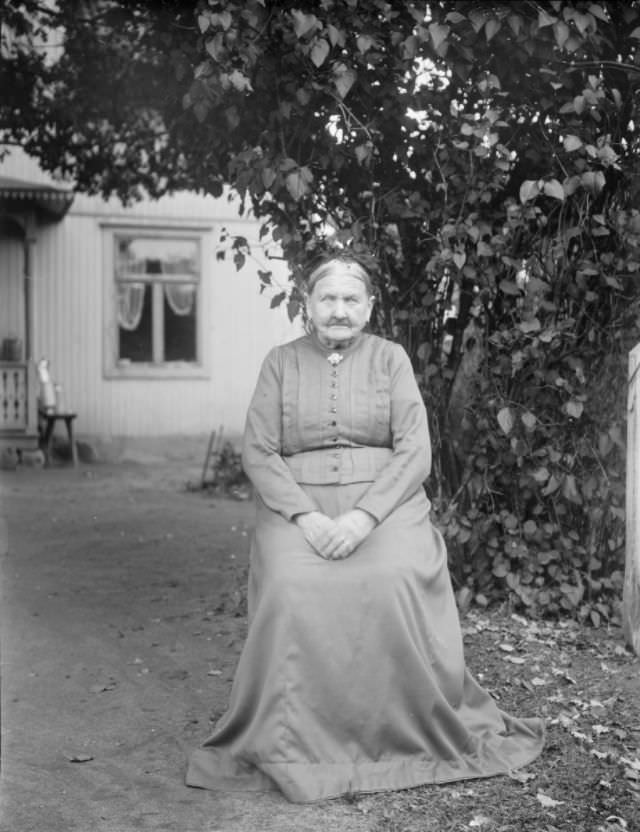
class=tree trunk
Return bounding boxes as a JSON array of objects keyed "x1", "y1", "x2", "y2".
[{"x1": 624, "y1": 344, "x2": 640, "y2": 654}]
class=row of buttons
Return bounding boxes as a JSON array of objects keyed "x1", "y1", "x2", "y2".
[{"x1": 330, "y1": 367, "x2": 339, "y2": 469}]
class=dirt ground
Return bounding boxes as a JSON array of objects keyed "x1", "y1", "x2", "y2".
[{"x1": 1, "y1": 459, "x2": 639, "y2": 832}]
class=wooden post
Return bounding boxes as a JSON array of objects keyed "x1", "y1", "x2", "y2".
[
  {"x1": 624, "y1": 343, "x2": 640, "y2": 654},
  {"x1": 23, "y1": 212, "x2": 37, "y2": 362}
]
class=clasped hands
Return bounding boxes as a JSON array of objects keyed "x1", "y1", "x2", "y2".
[{"x1": 294, "y1": 508, "x2": 377, "y2": 560}]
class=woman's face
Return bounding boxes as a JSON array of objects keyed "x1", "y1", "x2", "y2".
[{"x1": 306, "y1": 269, "x2": 374, "y2": 347}]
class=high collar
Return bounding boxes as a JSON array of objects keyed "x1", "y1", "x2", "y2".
[{"x1": 308, "y1": 330, "x2": 367, "y2": 357}]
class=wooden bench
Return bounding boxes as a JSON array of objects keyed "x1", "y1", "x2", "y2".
[{"x1": 38, "y1": 408, "x2": 78, "y2": 467}]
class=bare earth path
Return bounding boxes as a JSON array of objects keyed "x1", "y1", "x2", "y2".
[
  {"x1": 1, "y1": 461, "x2": 639, "y2": 832},
  {"x1": 0, "y1": 462, "x2": 373, "y2": 832}
]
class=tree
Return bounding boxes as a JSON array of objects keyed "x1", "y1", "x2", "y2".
[{"x1": 3, "y1": 0, "x2": 640, "y2": 629}]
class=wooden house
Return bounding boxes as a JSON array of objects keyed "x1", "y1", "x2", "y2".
[{"x1": 0, "y1": 149, "x2": 301, "y2": 461}]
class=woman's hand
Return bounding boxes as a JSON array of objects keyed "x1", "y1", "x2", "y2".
[
  {"x1": 332, "y1": 509, "x2": 377, "y2": 559},
  {"x1": 295, "y1": 509, "x2": 377, "y2": 560},
  {"x1": 294, "y1": 511, "x2": 345, "y2": 560}
]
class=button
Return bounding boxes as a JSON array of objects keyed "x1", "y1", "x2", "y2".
[
  {"x1": 330, "y1": 420, "x2": 337, "y2": 426},
  {"x1": 331, "y1": 465, "x2": 339, "y2": 471},
  {"x1": 330, "y1": 407, "x2": 337, "y2": 413},
  {"x1": 333, "y1": 437, "x2": 339, "y2": 442},
  {"x1": 330, "y1": 394, "x2": 337, "y2": 400}
]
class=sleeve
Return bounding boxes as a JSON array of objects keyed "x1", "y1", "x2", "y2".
[
  {"x1": 354, "y1": 344, "x2": 431, "y2": 523},
  {"x1": 241, "y1": 347, "x2": 319, "y2": 521}
]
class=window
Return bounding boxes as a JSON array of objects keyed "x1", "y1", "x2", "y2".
[{"x1": 104, "y1": 229, "x2": 209, "y2": 378}]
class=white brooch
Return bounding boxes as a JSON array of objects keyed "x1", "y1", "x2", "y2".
[{"x1": 327, "y1": 352, "x2": 344, "y2": 366}]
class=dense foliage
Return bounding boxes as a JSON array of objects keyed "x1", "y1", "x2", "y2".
[{"x1": 3, "y1": 0, "x2": 640, "y2": 622}]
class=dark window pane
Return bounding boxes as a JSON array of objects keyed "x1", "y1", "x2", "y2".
[
  {"x1": 164, "y1": 284, "x2": 196, "y2": 362},
  {"x1": 119, "y1": 284, "x2": 152, "y2": 362}
]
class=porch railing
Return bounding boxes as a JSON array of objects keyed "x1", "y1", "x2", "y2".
[{"x1": 0, "y1": 361, "x2": 37, "y2": 434}]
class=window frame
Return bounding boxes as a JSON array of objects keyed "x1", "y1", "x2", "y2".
[{"x1": 102, "y1": 223, "x2": 212, "y2": 380}]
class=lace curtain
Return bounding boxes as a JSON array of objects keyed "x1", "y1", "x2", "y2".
[
  {"x1": 117, "y1": 283, "x2": 146, "y2": 331},
  {"x1": 164, "y1": 284, "x2": 195, "y2": 316},
  {"x1": 118, "y1": 283, "x2": 195, "y2": 330}
]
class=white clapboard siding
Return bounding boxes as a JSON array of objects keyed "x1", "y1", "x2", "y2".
[{"x1": 1, "y1": 148, "x2": 302, "y2": 443}]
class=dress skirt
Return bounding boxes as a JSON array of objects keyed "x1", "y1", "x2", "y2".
[{"x1": 186, "y1": 482, "x2": 545, "y2": 803}]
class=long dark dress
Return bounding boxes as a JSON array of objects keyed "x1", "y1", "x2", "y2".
[{"x1": 186, "y1": 332, "x2": 544, "y2": 803}]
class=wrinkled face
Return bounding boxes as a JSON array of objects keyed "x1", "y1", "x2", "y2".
[{"x1": 306, "y1": 271, "x2": 374, "y2": 347}]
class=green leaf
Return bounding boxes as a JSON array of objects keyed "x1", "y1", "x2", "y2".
[
  {"x1": 519, "y1": 318, "x2": 541, "y2": 333},
  {"x1": 499, "y1": 280, "x2": 521, "y2": 296},
  {"x1": 310, "y1": 38, "x2": 330, "y2": 67},
  {"x1": 532, "y1": 466, "x2": 550, "y2": 484},
  {"x1": 428, "y1": 22, "x2": 450, "y2": 51},
  {"x1": 538, "y1": 9, "x2": 557, "y2": 27},
  {"x1": 553, "y1": 19, "x2": 570, "y2": 47},
  {"x1": 290, "y1": 10, "x2": 319, "y2": 39},
  {"x1": 326, "y1": 24, "x2": 345, "y2": 47},
  {"x1": 508, "y1": 14, "x2": 523, "y2": 36},
  {"x1": 228, "y1": 69, "x2": 252, "y2": 92},
  {"x1": 521, "y1": 411, "x2": 537, "y2": 430},
  {"x1": 561, "y1": 475, "x2": 582, "y2": 505},
  {"x1": 542, "y1": 475, "x2": 560, "y2": 495},
  {"x1": 563, "y1": 134, "x2": 582, "y2": 152},
  {"x1": 497, "y1": 407, "x2": 515, "y2": 435},
  {"x1": 355, "y1": 144, "x2": 372, "y2": 165},
  {"x1": 261, "y1": 167, "x2": 276, "y2": 189},
  {"x1": 270, "y1": 290, "x2": 286, "y2": 308},
  {"x1": 468, "y1": 9, "x2": 488, "y2": 33},
  {"x1": 519, "y1": 180, "x2": 540, "y2": 203},
  {"x1": 216, "y1": 11, "x2": 232, "y2": 31},
  {"x1": 333, "y1": 64, "x2": 357, "y2": 99},
  {"x1": 580, "y1": 171, "x2": 605, "y2": 193},
  {"x1": 588, "y1": 4, "x2": 609, "y2": 22},
  {"x1": 485, "y1": 19, "x2": 502, "y2": 41},
  {"x1": 565, "y1": 400, "x2": 584, "y2": 419},
  {"x1": 543, "y1": 179, "x2": 565, "y2": 201},
  {"x1": 356, "y1": 34, "x2": 375, "y2": 54},
  {"x1": 285, "y1": 166, "x2": 313, "y2": 201}
]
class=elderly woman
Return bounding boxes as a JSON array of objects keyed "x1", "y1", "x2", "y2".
[{"x1": 186, "y1": 253, "x2": 544, "y2": 803}]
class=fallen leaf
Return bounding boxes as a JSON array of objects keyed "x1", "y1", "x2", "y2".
[
  {"x1": 603, "y1": 817, "x2": 628, "y2": 830},
  {"x1": 536, "y1": 791, "x2": 564, "y2": 808},
  {"x1": 508, "y1": 769, "x2": 536, "y2": 784},
  {"x1": 89, "y1": 680, "x2": 117, "y2": 694},
  {"x1": 499, "y1": 643, "x2": 515, "y2": 652},
  {"x1": 620, "y1": 756, "x2": 640, "y2": 771},
  {"x1": 66, "y1": 753, "x2": 94, "y2": 763},
  {"x1": 570, "y1": 729, "x2": 592, "y2": 744},
  {"x1": 531, "y1": 677, "x2": 548, "y2": 686},
  {"x1": 503, "y1": 655, "x2": 526, "y2": 665},
  {"x1": 469, "y1": 814, "x2": 492, "y2": 827}
]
